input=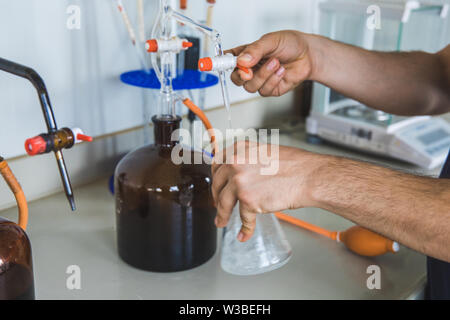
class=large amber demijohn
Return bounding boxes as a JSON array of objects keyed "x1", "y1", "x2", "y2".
[{"x1": 115, "y1": 115, "x2": 217, "y2": 272}]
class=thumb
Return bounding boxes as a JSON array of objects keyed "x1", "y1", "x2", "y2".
[{"x1": 237, "y1": 37, "x2": 277, "y2": 68}]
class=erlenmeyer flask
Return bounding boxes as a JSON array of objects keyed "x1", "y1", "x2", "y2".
[{"x1": 221, "y1": 209, "x2": 292, "y2": 276}]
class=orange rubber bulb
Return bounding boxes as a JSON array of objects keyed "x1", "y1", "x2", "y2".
[{"x1": 337, "y1": 226, "x2": 399, "y2": 257}]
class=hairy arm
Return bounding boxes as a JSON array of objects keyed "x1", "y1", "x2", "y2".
[
  {"x1": 231, "y1": 31, "x2": 450, "y2": 115},
  {"x1": 308, "y1": 154, "x2": 450, "y2": 262},
  {"x1": 308, "y1": 35, "x2": 450, "y2": 115},
  {"x1": 212, "y1": 142, "x2": 450, "y2": 262}
]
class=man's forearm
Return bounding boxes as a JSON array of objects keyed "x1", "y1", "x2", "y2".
[
  {"x1": 306, "y1": 34, "x2": 450, "y2": 115},
  {"x1": 307, "y1": 154, "x2": 450, "y2": 262}
]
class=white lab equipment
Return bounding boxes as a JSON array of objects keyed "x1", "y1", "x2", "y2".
[{"x1": 306, "y1": 0, "x2": 450, "y2": 169}]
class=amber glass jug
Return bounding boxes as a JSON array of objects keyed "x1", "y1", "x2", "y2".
[
  {"x1": 0, "y1": 218, "x2": 35, "y2": 300},
  {"x1": 0, "y1": 157, "x2": 35, "y2": 300},
  {"x1": 115, "y1": 115, "x2": 217, "y2": 272}
]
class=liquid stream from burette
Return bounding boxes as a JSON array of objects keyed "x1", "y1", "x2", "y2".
[{"x1": 213, "y1": 39, "x2": 233, "y2": 130}]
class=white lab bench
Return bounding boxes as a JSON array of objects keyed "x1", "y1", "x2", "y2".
[{"x1": 0, "y1": 123, "x2": 443, "y2": 300}]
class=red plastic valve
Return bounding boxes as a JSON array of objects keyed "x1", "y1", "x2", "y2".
[
  {"x1": 25, "y1": 136, "x2": 47, "y2": 156},
  {"x1": 182, "y1": 41, "x2": 193, "y2": 48},
  {"x1": 198, "y1": 57, "x2": 213, "y2": 71},
  {"x1": 146, "y1": 39, "x2": 158, "y2": 52},
  {"x1": 76, "y1": 133, "x2": 93, "y2": 142},
  {"x1": 198, "y1": 56, "x2": 250, "y2": 74}
]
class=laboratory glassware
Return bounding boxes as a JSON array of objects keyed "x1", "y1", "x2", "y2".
[
  {"x1": 0, "y1": 57, "x2": 92, "y2": 299},
  {"x1": 221, "y1": 211, "x2": 292, "y2": 276},
  {"x1": 116, "y1": 0, "x2": 293, "y2": 276},
  {"x1": 115, "y1": 0, "x2": 219, "y2": 271},
  {"x1": 169, "y1": 1, "x2": 293, "y2": 276},
  {"x1": 0, "y1": 57, "x2": 92, "y2": 211},
  {"x1": 114, "y1": 113, "x2": 217, "y2": 272},
  {"x1": 306, "y1": 0, "x2": 450, "y2": 169},
  {"x1": 0, "y1": 157, "x2": 34, "y2": 300}
]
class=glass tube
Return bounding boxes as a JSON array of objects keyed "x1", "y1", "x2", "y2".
[{"x1": 155, "y1": 0, "x2": 176, "y2": 119}]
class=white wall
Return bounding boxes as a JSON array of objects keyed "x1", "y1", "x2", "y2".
[{"x1": 0, "y1": 0, "x2": 317, "y2": 158}]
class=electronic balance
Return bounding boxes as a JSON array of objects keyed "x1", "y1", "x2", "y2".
[
  {"x1": 307, "y1": 100, "x2": 450, "y2": 169},
  {"x1": 306, "y1": 0, "x2": 450, "y2": 169}
]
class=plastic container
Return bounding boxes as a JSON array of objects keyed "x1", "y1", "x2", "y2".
[{"x1": 114, "y1": 115, "x2": 217, "y2": 272}]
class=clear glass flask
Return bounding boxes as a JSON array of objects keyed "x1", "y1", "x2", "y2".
[{"x1": 221, "y1": 210, "x2": 292, "y2": 276}]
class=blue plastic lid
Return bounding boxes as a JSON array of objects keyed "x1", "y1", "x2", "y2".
[{"x1": 120, "y1": 69, "x2": 219, "y2": 90}]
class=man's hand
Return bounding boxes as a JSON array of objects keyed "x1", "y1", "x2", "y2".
[
  {"x1": 211, "y1": 140, "x2": 450, "y2": 262},
  {"x1": 227, "y1": 30, "x2": 314, "y2": 97},
  {"x1": 211, "y1": 141, "x2": 322, "y2": 242},
  {"x1": 229, "y1": 31, "x2": 450, "y2": 115}
]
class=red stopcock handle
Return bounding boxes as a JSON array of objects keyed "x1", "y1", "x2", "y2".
[
  {"x1": 146, "y1": 39, "x2": 193, "y2": 53},
  {"x1": 198, "y1": 57, "x2": 213, "y2": 71},
  {"x1": 25, "y1": 135, "x2": 47, "y2": 156},
  {"x1": 198, "y1": 56, "x2": 249, "y2": 73},
  {"x1": 76, "y1": 133, "x2": 93, "y2": 142},
  {"x1": 71, "y1": 128, "x2": 93, "y2": 143},
  {"x1": 24, "y1": 128, "x2": 92, "y2": 156}
]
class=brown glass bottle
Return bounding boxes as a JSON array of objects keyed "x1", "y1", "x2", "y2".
[
  {"x1": 115, "y1": 115, "x2": 217, "y2": 272},
  {"x1": 0, "y1": 217, "x2": 35, "y2": 300}
]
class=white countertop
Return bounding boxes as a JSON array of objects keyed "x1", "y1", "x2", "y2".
[{"x1": 1, "y1": 125, "x2": 441, "y2": 300}]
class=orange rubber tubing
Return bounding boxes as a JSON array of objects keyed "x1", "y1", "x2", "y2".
[
  {"x1": 182, "y1": 98, "x2": 219, "y2": 154},
  {"x1": 275, "y1": 211, "x2": 337, "y2": 240},
  {"x1": 0, "y1": 159, "x2": 28, "y2": 230},
  {"x1": 275, "y1": 212, "x2": 398, "y2": 256}
]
